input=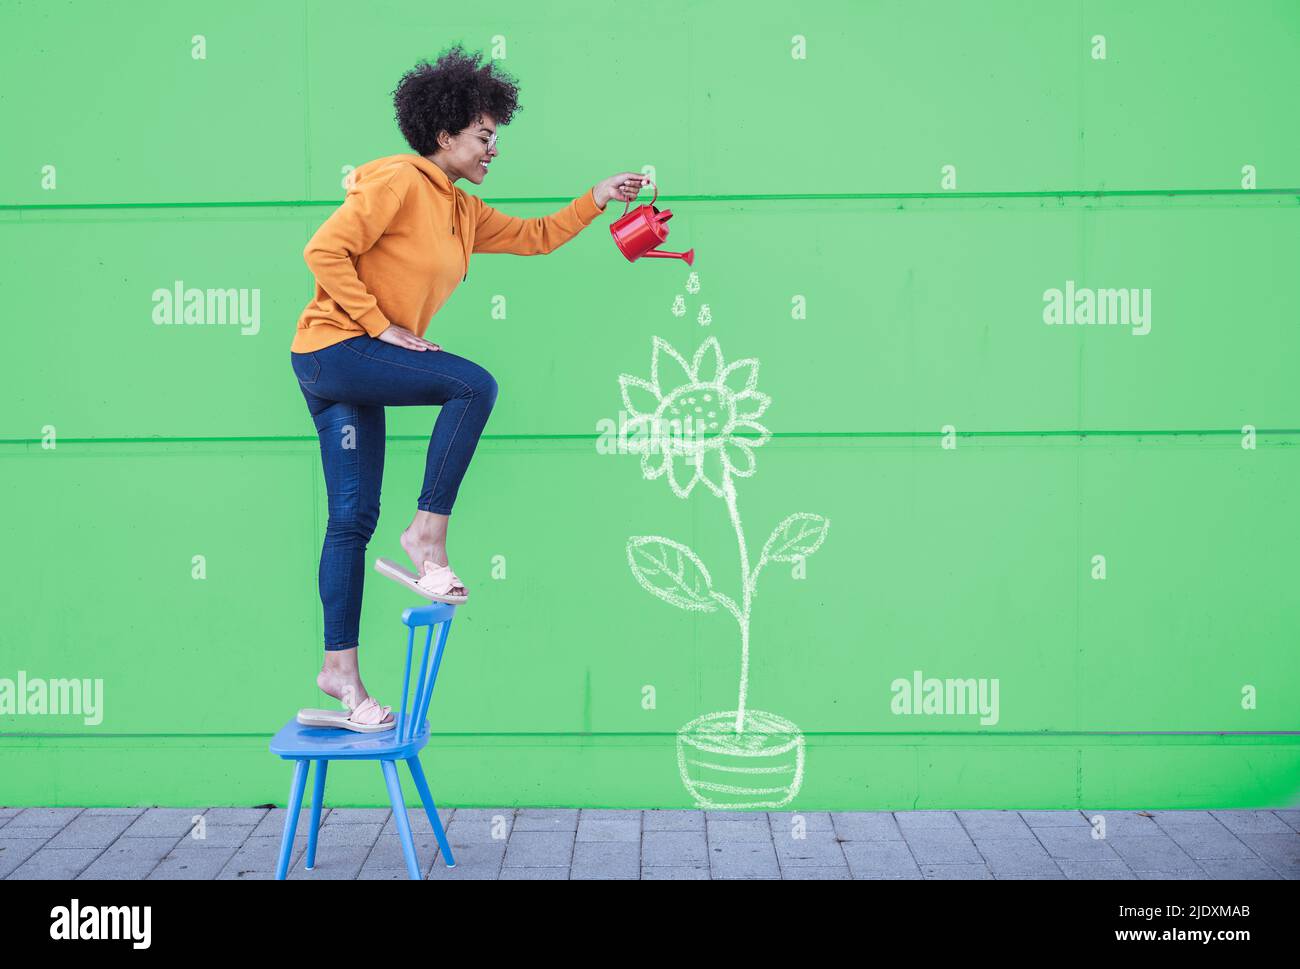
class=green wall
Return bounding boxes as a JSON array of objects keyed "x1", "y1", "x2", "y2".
[{"x1": 1, "y1": 0, "x2": 1297, "y2": 810}]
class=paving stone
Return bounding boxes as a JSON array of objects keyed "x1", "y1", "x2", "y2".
[
  {"x1": 445, "y1": 815, "x2": 512, "y2": 845},
  {"x1": 322, "y1": 808, "x2": 391, "y2": 825},
  {"x1": 643, "y1": 810, "x2": 704, "y2": 832},
  {"x1": 767, "y1": 811, "x2": 835, "y2": 833},
  {"x1": 0, "y1": 808, "x2": 22, "y2": 820},
  {"x1": 855, "y1": 873, "x2": 926, "y2": 880},
  {"x1": 499, "y1": 866, "x2": 571, "y2": 880},
  {"x1": 287, "y1": 845, "x2": 371, "y2": 880},
  {"x1": 203, "y1": 808, "x2": 271, "y2": 826},
  {"x1": 705, "y1": 810, "x2": 768, "y2": 823},
  {"x1": 0, "y1": 838, "x2": 47, "y2": 877},
  {"x1": 707, "y1": 840, "x2": 779, "y2": 878},
  {"x1": 0, "y1": 826, "x2": 60, "y2": 840},
  {"x1": 781, "y1": 865, "x2": 852, "y2": 880},
  {"x1": 904, "y1": 831, "x2": 983, "y2": 865},
  {"x1": 81, "y1": 808, "x2": 146, "y2": 817},
  {"x1": 831, "y1": 812, "x2": 903, "y2": 841},
  {"x1": 511, "y1": 809, "x2": 578, "y2": 832},
  {"x1": 424, "y1": 840, "x2": 504, "y2": 878},
  {"x1": 1148, "y1": 810, "x2": 1219, "y2": 827},
  {"x1": 1211, "y1": 811, "x2": 1295, "y2": 835},
  {"x1": 571, "y1": 841, "x2": 639, "y2": 878},
  {"x1": 1198, "y1": 859, "x2": 1284, "y2": 880},
  {"x1": 1134, "y1": 870, "x2": 1204, "y2": 880},
  {"x1": 77, "y1": 838, "x2": 176, "y2": 879},
  {"x1": 1055, "y1": 860, "x2": 1137, "y2": 879},
  {"x1": 642, "y1": 866, "x2": 711, "y2": 879},
  {"x1": 354, "y1": 868, "x2": 418, "y2": 881},
  {"x1": 973, "y1": 837, "x2": 1063, "y2": 876},
  {"x1": 996, "y1": 871, "x2": 1066, "y2": 879},
  {"x1": 773, "y1": 833, "x2": 849, "y2": 868},
  {"x1": 217, "y1": 869, "x2": 276, "y2": 880},
  {"x1": 1235, "y1": 833, "x2": 1300, "y2": 876},
  {"x1": 364, "y1": 833, "x2": 442, "y2": 871},
  {"x1": 1032, "y1": 825, "x2": 1124, "y2": 862},
  {"x1": 1078, "y1": 811, "x2": 1163, "y2": 836},
  {"x1": 580, "y1": 809, "x2": 642, "y2": 820},
  {"x1": 250, "y1": 807, "x2": 327, "y2": 838},
  {"x1": 956, "y1": 811, "x2": 1035, "y2": 840},
  {"x1": 1156, "y1": 828, "x2": 1255, "y2": 862},
  {"x1": 1106, "y1": 836, "x2": 1203, "y2": 873},
  {"x1": 502, "y1": 830, "x2": 574, "y2": 867},
  {"x1": 9, "y1": 808, "x2": 82, "y2": 829},
  {"x1": 9, "y1": 847, "x2": 101, "y2": 879},
  {"x1": 448, "y1": 808, "x2": 513, "y2": 822},
  {"x1": 841, "y1": 840, "x2": 922, "y2": 878},
  {"x1": 1019, "y1": 811, "x2": 1089, "y2": 827},
  {"x1": 148, "y1": 847, "x2": 237, "y2": 879},
  {"x1": 642, "y1": 830, "x2": 708, "y2": 867},
  {"x1": 316, "y1": 823, "x2": 383, "y2": 848},
  {"x1": 576, "y1": 817, "x2": 641, "y2": 843},
  {"x1": 122, "y1": 808, "x2": 208, "y2": 839},
  {"x1": 706, "y1": 817, "x2": 773, "y2": 843},
  {"x1": 922, "y1": 864, "x2": 994, "y2": 879},
  {"x1": 217, "y1": 836, "x2": 306, "y2": 878},
  {"x1": 894, "y1": 811, "x2": 963, "y2": 831},
  {"x1": 180, "y1": 823, "x2": 258, "y2": 849},
  {"x1": 1272, "y1": 810, "x2": 1300, "y2": 833}
]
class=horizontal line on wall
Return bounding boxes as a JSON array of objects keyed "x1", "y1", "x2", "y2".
[
  {"x1": 3, "y1": 730, "x2": 1296, "y2": 740},
  {"x1": 1, "y1": 429, "x2": 1297, "y2": 446},
  {"x1": 3, "y1": 187, "x2": 1299, "y2": 213}
]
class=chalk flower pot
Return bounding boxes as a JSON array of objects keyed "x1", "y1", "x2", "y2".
[{"x1": 676, "y1": 709, "x2": 805, "y2": 809}]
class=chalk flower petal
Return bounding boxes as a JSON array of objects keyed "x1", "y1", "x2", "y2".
[
  {"x1": 651, "y1": 336, "x2": 693, "y2": 395},
  {"x1": 732, "y1": 390, "x2": 770, "y2": 421},
  {"x1": 721, "y1": 358, "x2": 759, "y2": 395},
  {"x1": 731, "y1": 420, "x2": 772, "y2": 449},
  {"x1": 620, "y1": 374, "x2": 661, "y2": 418},
  {"x1": 666, "y1": 450, "x2": 702, "y2": 498},
  {"x1": 640, "y1": 447, "x2": 669, "y2": 480},
  {"x1": 723, "y1": 439, "x2": 757, "y2": 477},
  {"x1": 692, "y1": 336, "x2": 724, "y2": 385}
]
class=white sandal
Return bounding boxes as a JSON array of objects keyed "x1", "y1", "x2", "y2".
[
  {"x1": 297, "y1": 695, "x2": 395, "y2": 733},
  {"x1": 374, "y1": 557, "x2": 468, "y2": 604}
]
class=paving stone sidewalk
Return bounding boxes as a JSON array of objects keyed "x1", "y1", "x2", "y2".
[{"x1": 1, "y1": 806, "x2": 1295, "y2": 880}]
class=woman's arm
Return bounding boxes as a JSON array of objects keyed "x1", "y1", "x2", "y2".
[
  {"x1": 470, "y1": 173, "x2": 650, "y2": 255},
  {"x1": 303, "y1": 172, "x2": 407, "y2": 336}
]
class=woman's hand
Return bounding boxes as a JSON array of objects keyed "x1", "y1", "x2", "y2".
[
  {"x1": 593, "y1": 173, "x2": 651, "y2": 210},
  {"x1": 376, "y1": 323, "x2": 440, "y2": 351}
]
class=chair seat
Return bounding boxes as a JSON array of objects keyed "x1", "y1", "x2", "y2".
[{"x1": 269, "y1": 713, "x2": 430, "y2": 760}]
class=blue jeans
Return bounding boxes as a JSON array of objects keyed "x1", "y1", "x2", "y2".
[{"x1": 290, "y1": 335, "x2": 499, "y2": 651}]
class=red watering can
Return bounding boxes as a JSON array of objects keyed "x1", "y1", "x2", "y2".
[{"x1": 610, "y1": 179, "x2": 694, "y2": 266}]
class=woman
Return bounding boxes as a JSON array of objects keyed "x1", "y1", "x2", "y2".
[{"x1": 290, "y1": 45, "x2": 649, "y2": 729}]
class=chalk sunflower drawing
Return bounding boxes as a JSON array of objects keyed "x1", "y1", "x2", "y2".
[{"x1": 617, "y1": 335, "x2": 830, "y2": 809}]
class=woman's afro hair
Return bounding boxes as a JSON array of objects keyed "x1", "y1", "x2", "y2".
[{"x1": 392, "y1": 44, "x2": 522, "y2": 156}]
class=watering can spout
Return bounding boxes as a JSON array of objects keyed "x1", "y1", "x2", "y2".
[{"x1": 640, "y1": 247, "x2": 694, "y2": 266}]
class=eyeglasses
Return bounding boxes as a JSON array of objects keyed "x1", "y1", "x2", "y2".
[{"x1": 477, "y1": 131, "x2": 498, "y2": 153}]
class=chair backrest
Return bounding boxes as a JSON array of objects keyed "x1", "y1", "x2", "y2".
[{"x1": 395, "y1": 602, "x2": 457, "y2": 743}]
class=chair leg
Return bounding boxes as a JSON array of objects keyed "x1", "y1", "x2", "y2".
[
  {"x1": 381, "y1": 759, "x2": 422, "y2": 880},
  {"x1": 275, "y1": 760, "x2": 310, "y2": 880},
  {"x1": 407, "y1": 755, "x2": 456, "y2": 868},
  {"x1": 305, "y1": 759, "x2": 328, "y2": 870}
]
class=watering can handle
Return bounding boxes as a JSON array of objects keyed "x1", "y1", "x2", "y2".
[{"x1": 622, "y1": 178, "x2": 659, "y2": 216}]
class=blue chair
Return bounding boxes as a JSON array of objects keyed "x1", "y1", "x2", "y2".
[{"x1": 269, "y1": 602, "x2": 458, "y2": 879}]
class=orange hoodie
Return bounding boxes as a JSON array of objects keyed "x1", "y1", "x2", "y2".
[{"x1": 292, "y1": 153, "x2": 605, "y2": 354}]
